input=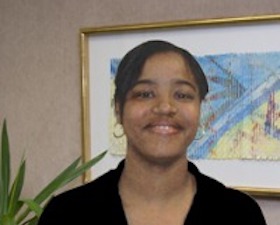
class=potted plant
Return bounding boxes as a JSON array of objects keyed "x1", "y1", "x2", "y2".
[{"x1": 0, "y1": 119, "x2": 107, "y2": 225}]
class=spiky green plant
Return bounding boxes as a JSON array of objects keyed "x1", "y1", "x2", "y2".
[{"x1": 0, "y1": 119, "x2": 107, "y2": 225}]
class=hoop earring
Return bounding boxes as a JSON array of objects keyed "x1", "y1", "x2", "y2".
[
  {"x1": 195, "y1": 124, "x2": 206, "y2": 140},
  {"x1": 113, "y1": 123, "x2": 124, "y2": 138}
]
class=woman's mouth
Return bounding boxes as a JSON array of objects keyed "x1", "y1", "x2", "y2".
[{"x1": 146, "y1": 122, "x2": 182, "y2": 135}]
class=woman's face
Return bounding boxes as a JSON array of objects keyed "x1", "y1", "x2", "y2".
[{"x1": 117, "y1": 52, "x2": 201, "y2": 164}]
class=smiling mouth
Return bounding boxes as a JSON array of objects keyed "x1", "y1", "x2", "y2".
[{"x1": 146, "y1": 123, "x2": 182, "y2": 135}]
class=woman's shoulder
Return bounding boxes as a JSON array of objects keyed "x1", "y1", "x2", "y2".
[
  {"x1": 189, "y1": 161, "x2": 266, "y2": 224},
  {"x1": 38, "y1": 169, "x2": 124, "y2": 224},
  {"x1": 53, "y1": 165, "x2": 121, "y2": 203},
  {"x1": 38, "y1": 166, "x2": 123, "y2": 225}
]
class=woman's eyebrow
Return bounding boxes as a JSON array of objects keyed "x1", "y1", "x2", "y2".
[
  {"x1": 133, "y1": 78, "x2": 197, "y2": 91},
  {"x1": 174, "y1": 79, "x2": 197, "y2": 91},
  {"x1": 133, "y1": 79, "x2": 156, "y2": 86}
]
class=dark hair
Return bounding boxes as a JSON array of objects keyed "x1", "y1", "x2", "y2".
[{"x1": 114, "y1": 40, "x2": 209, "y2": 118}]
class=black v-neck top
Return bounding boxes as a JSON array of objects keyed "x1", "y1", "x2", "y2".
[{"x1": 38, "y1": 160, "x2": 267, "y2": 225}]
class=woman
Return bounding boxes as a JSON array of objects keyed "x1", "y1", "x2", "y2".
[{"x1": 38, "y1": 40, "x2": 267, "y2": 225}]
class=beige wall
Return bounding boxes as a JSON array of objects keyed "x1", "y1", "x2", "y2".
[{"x1": 1, "y1": 0, "x2": 280, "y2": 224}]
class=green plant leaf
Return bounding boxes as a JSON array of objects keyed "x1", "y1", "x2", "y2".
[
  {"x1": 8, "y1": 158, "x2": 26, "y2": 216},
  {"x1": 1, "y1": 118, "x2": 107, "y2": 225},
  {"x1": 35, "y1": 150, "x2": 107, "y2": 205},
  {"x1": 33, "y1": 157, "x2": 81, "y2": 204},
  {"x1": 16, "y1": 151, "x2": 107, "y2": 224},
  {"x1": 16, "y1": 157, "x2": 81, "y2": 224},
  {"x1": 65, "y1": 150, "x2": 107, "y2": 184},
  {"x1": 20, "y1": 216, "x2": 38, "y2": 225},
  {"x1": 1, "y1": 214, "x2": 16, "y2": 225},
  {"x1": 0, "y1": 119, "x2": 11, "y2": 216},
  {"x1": 21, "y1": 199, "x2": 43, "y2": 217}
]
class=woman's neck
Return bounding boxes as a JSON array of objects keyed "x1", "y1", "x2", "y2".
[
  {"x1": 118, "y1": 154, "x2": 196, "y2": 225},
  {"x1": 119, "y1": 154, "x2": 194, "y2": 201}
]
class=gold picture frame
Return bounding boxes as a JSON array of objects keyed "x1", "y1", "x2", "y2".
[{"x1": 80, "y1": 14, "x2": 280, "y2": 197}]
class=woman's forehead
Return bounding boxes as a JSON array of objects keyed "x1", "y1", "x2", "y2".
[{"x1": 139, "y1": 52, "x2": 195, "y2": 81}]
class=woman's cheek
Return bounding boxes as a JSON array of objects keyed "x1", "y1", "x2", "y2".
[{"x1": 122, "y1": 103, "x2": 147, "y2": 128}]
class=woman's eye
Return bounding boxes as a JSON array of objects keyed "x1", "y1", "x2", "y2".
[
  {"x1": 175, "y1": 92, "x2": 194, "y2": 100},
  {"x1": 135, "y1": 91, "x2": 154, "y2": 99}
]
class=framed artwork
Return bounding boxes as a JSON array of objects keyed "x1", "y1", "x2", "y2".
[{"x1": 80, "y1": 14, "x2": 280, "y2": 197}]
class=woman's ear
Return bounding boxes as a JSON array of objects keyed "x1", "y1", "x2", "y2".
[{"x1": 115, "y1": 102, "x2": 122, "y2": 124}]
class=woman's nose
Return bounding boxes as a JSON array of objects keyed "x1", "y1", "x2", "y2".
[{"x1": 152, "y1": 97, "x2": 178, "y2": 116}]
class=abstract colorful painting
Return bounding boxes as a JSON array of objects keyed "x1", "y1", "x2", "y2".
[
  {"x1": 109, "y1": 51, "x2": 280, "y2": 161},
  {"x1": 188, "y1": 51, "x2": 280, "y2": 160}
]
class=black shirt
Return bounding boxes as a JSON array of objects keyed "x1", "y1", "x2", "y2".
[{"x1": 38, "y1": 160, "x2": 267, "y2": 225}]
